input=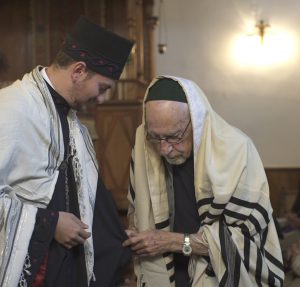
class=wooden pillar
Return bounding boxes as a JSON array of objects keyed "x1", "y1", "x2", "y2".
[{"x1": 144, "y1": 0, "x2": 158, "y2": 81}]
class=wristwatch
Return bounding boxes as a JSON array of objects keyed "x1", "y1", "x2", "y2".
[{"x1": 182, "y1": 233, "x2": 192, "y2": 256}]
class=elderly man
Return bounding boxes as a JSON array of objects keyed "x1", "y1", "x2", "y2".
[
  {"x1": 123, "y1": 77, "x2": 284, "y2": 286},
  {"x1": 0, "y1": 16, "x2": 133, "y2": 287}
]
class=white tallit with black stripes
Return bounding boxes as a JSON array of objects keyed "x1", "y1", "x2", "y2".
[
  {"x1": 0, "y1": 66, "x2": 98, "y2": 286},
  {"x1": 127, "y1": 76, "x2": 284, "y2": 286}
]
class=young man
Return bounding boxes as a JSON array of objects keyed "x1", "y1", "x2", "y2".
[
  {"x1": 124, "y1": 77, "x2": 285, "y2": 286},
  {"x1": 0, "y1": 16, "x2": 133, "y2": 287}
]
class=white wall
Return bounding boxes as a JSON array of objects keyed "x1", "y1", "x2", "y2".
[{"x1": 154, "y1": 0, "x2": 300, "y2": 167}]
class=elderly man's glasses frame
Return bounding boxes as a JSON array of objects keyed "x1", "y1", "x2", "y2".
[{"x1": 146, "y1": 118, "x2": 191, "y2": 145}]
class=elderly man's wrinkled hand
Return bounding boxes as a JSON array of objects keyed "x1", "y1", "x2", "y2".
[{"x1": 123, "y1": 229, "x2": 176, "y2": 257}]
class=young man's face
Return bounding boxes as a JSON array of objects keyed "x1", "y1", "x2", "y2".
[
  {"x1": 145, "y1": 100, "x2": 193, "y2": 165},
  {"x1": 70, "y1": 69, "x2": 115, "y2": 108}
]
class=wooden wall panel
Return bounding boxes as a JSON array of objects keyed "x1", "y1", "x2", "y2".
[
  {"x1": 48, "y1": 0, "x2": 85, "y2": 61},
  {"x1": 0, "y1": 0, "x2": 155, "y2": 91},
  {"x1": 266, "y1": 168, "x2": 300, "y2": 217},
  {"x1": 94, "y1": 100, "x2": 142, "y2": 210},
  {"x1": 83, "y1": 0, "x2": 106, "y2": 25},
  {"x1": 0, "y1": 0, "x2": 87, "y2": 80},
  {"x1": 30, "y1": 0, "x2": 50, "y2": 66},
  {"x1": 0, "y1": 0, "x2": 31, "y2": 81},
  {"x1": 105, "y1": 0, "x2": 127, "y2": 36}
]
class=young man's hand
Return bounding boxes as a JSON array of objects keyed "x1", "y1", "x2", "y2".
[{"x1": 54, "y1": 211, "x2": 91, "y2": 249}]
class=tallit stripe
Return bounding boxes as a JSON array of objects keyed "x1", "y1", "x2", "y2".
[
  {"x1": 166, "y1": 261, "x2": 174, "y2": 270},
  {"x1": 169, "y1": 273, "x2": 175, "y2": 283},
  {"x1": 32, "y1": 69, "x2": 61, "y2": 172},
  {"x1": 233, "y1": 250, "x2": 241, "y2": 287},
  {"x1": 46, "y1": 134, "x2": 54, "y2": 172},
  {"x1": 162, "y1": 253, "x2": 175, "y2": 284},
  {"x1": 155, "y1": 219, "x2": 170, "y2": 229},
  {"x1": 268, "y1": 270, "x2": 283, "y2": 286},
  {"x1": 255, "y1": 249, "x2": 263, "y2": 287},
  {"x1": 240, "y1": 223, "x2": 251, "y2": 236},
  {"x1": 219, "y1": 220, "x2": 241, "y2": 287},
  {"x1": 0, "y1": 204, "x2": 4, "y2": 232},
  {"x1": 79, "y1": 127, "x2": 98, "y2": 171},
  {"x1": 198, "y1": 211, "x2": 208, "y2": 222},
  {"x1": 130, "y1": 156, "x2": 134, "y2": 173},
  {"x1": 16, "y1": 192, "x2": 46, "y2": 206},
  {"x1": 211, "y1": 202, "x2": 226, "y2": 209},
  {"x1": 248, "y1": 214, "x2": 261, "y2": 232},
  {"x1": 129, "y1": 153, "x2": 135, "y2": 202},
  {"x1": 265, "y1": 250, "x2": 284, "y2": 270},
  {"x1": 220, "y1": 273, "x2": 227, "y2": 287},
  {"x1": 0, "y1": 202, "x2": 23, "y2": 286},
  {"x1": 267, "y1": 270, "x2": 276, "y2": 286},
  {"x1": 196, "y1": 197, "x2": 213, "y2": 208},
  {"x1": 224, "y1": 209, "x2": 248, "y2": 221},
  {"x1": 206, "y1": 212, "x2": 221, "y2": 220},
  {"x1": 243, "y1": 235, "x2": 251, "y2": 271},
  {"x1": 129, "y1": 181, "x2": 135, "y2": 201},
  {"x1": 32, "y1": 71, "x2": 55, "y2": 171},
  {"x1": 230, "y1": 197, "x2": 269, "y2": 224},
  {"x1": 253, "y1": 205, "x2": 269, "y2": 225},
  {"x1": 260, "y1": 227, "x2": 268, "y2": 251}
]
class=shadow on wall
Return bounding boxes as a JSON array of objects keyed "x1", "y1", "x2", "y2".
[
  {"x1": 0, "y1": 51, "x2": 12, "y2": 88},
  {"x1": 0, "y1": 51, "x2": 8, "y2": 74}
]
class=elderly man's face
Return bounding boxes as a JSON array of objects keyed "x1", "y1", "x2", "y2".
[{"x1": 145, "y1": 100, "x2": 193, "y2": 165}]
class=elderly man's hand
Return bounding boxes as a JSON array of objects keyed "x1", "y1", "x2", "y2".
[{"x1": 123, "y1": 229, "x2": 183, "y2": 257}]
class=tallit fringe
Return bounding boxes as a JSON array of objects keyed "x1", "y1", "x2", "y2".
[
  {"x1": 188, "y1": 232, "x2": 209, "y2": 279},
  {"x1": 188, "y1": 255, "x2": 197, "y2": 279}
]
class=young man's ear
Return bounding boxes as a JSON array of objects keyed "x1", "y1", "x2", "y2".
[{"x1": 71, "y1": 61, "x2": 88, "y2": 82}]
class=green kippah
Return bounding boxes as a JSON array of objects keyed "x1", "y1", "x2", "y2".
[{"x1": 146, "y1": 78, "x2": 187, "y2": 103}]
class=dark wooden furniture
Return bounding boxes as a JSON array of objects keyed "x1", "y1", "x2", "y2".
[
  {"x1": 94, "y1": 100, "x2": 143, "y2": 211},
  {"x1": 266, "y1": 168, "x2": 300, "y2": 217}
]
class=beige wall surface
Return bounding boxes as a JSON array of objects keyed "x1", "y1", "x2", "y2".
[{"x1": 154, "y1": 0, "x2": 300, "y2": 167}]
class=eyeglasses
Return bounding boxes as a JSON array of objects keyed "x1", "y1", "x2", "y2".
[{"x1": 146, "y1": 118, "x2": 191, "y2": 145}]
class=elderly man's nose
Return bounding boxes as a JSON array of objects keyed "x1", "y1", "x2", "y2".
[{"x1": 159, "y1": 140, "x2": 172, "y2": 155}]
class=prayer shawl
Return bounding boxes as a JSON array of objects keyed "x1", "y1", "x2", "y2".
[
  {"x1": 127, "y1": 76, "x2": 284, "y2": 286},
  {"x1": 0, "y1": 66, "x2": 98, "y2": 286}
]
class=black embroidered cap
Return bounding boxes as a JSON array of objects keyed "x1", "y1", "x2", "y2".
[
  {"x1": 62, "y1": 16, "x2": 134, "y2": 80},
  {"x1": 146, "y1": 78, "x2": 187, "y2": 103}
]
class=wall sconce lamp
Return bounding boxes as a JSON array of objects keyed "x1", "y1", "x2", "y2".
[
  {"x1": 255, "y1": 20, "x2": 270, "y2": 45},
  {"x1": 232, "y1": 18, "x2": 295, "y2": 67}
]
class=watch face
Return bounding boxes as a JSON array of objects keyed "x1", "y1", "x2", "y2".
[{"x1": 182, "y1": 244, "x2": 192, "y2": 256}]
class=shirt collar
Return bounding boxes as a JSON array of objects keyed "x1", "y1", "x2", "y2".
[{"x1": 41, "y1": 67, "x2": 71, "y2": 113}]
